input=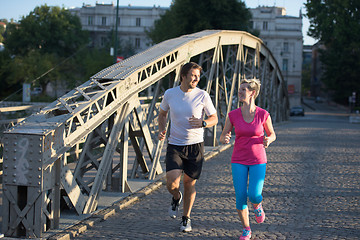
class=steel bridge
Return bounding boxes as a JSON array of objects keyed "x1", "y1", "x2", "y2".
[{"x1": 2, "y1": 30, "x2": 289, "y2": 238}]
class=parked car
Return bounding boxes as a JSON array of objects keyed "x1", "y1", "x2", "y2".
[
  {"x1": 31, "y1": 87, "x2": 42, "y2": 95},
  {"x1": 315, "y1": 96, "x2": 324, "y2": 103},
  {"x1": 290, "y1": 106, "x2": 305, "y2": 116}
]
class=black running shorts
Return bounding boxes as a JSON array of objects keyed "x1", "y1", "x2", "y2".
[{"x1": 165, "y1": 142, "x2": 205, "y2": 179}]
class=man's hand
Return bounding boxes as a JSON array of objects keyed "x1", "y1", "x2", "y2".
[
  {"x1": 189, "y1": 115, "x2": 202, "y2": 128},
  {"x1": 158, "y1": 130, "x2": 166, "y2": 141}
]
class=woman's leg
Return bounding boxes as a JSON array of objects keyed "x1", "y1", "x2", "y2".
[
  {"x1": 232, "y1": 163, "x2": 250, "y2": 228},
  {"x1": 248, "y1": 163, "x2": 266, "y2": 205},
  {"x1": 248, "y1": 163, "x2": 267, "y2": 223}
]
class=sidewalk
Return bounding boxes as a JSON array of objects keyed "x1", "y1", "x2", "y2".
[{"x1": 59, "y1": 114, "x2": 360, "y2": 239}]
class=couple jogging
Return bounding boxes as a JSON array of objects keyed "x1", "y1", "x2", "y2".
[{"x1": 158, "y1": 62, "x2": 276, "y2": 240}]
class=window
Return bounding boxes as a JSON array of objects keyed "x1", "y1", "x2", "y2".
[
  {"x1": 136, "y1": 18, "x2": 141, "y2": 27},
  {"x1": 263, "y1": 21, "x2": 268, "y2": 30},
  {"x1": 135, "y1": 38, "x2": 141, "y2": 48},
  {"x1": 282, "y1": 59, "x2": 288, "y2": 72},
  {"x1": 88, "y1": 16, "x2": 94, "y2": 26},
  {"x1": 102, "y1": 17, "x2": 106, "y2": 26},
  {"x1": 283, "y1": 42, "x2": 289, "y2": 52}
]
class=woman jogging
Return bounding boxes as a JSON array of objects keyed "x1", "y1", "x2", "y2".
[{"x1": 220, "y1": 78, "x2": 276, "y2": 240}]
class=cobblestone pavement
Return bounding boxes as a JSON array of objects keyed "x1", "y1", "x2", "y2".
[{"x1": 75, "y1": 116, "x2": 360, "y2": 240}]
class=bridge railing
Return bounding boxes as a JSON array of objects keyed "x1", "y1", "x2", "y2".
[{"x1": 2, "y1": 30, "x2": 288, "y2": 238}]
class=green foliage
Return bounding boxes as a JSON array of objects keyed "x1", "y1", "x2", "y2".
[
  {"x1": 0, "y1": 5, "x2": 116, "y2": 101},
  {"x1": 4, "y1": 5, "x2": 88, "y2": 57},
  {"x1": 305, "y1": 0, "x2": 360, "y2": 104},
  {"x1": 302, "y1": 62, "x2": 311, "y2": 95},
  {"x1": 147, "y1": 0, "x2": 252, "y2": 44}
]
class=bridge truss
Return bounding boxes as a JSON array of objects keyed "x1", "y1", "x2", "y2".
[{"x1": 2, "y1": 30, "x2": 288, "y2": 237}]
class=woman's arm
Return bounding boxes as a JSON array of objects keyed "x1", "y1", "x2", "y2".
[
  {"x1": 219, "y1": 117, "x2": 233, "y2": 144},
  {"x1": 263, "y1": 115, "x2": 276, "y2": 148}
]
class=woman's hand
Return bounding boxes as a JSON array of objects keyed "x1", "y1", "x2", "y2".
[
  {"x1": 220, "y1": 132, "x2": 231, "y2": 144},
  {"x1": 263, "y1": 136, "x2": 271, "y2": 148}
]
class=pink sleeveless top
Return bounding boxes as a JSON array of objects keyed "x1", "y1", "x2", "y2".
[{"x1": 228, "y1": 107, "x2": 269, "y2": 165}]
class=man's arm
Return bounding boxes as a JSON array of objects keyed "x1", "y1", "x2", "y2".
[
  {"x1": 188, "y1": 113, "x2": 218, "y2": 128},
  {"x1": 203, "y1": 113, "x2": 218, "y2": 128},
  {"x1": 158, "y1": 108, "x2": 168, "y2": 140}
]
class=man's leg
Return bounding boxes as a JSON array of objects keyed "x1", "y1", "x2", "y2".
[
  {"x1": 166, "y1": 169, "x2": 182, "y2": 200},
  {"x1": 182, "y1": 173, "x2": 197, "y2": 218}
]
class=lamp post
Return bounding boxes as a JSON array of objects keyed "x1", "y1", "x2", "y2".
[{"x1": 114, "y1": 0, "x2": 119, "y2": 63}]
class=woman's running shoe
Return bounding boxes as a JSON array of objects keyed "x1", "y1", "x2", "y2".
[
  {"x1": 253, "y1": 203, "x2": 265, "y2": 223},
  {"x1": 239, "y1": 227, "x2": 251, "y2": 240}
]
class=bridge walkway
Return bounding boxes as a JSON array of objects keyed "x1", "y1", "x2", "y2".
[{"x1": 47, "y1": 110, "x2": 360, "y2": 240}]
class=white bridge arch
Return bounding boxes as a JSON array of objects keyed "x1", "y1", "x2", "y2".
[{"x1": 2, "y1": 30, "x2": 288, "y2": 237}]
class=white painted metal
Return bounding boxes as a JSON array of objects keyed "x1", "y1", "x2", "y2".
[{"x1": 2, "y1": 30, "x2": 288, "y2": 237}]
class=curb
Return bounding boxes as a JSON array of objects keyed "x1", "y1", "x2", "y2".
[{"x1": 45, "y1": 143, "x2": 234, "y2": 240}]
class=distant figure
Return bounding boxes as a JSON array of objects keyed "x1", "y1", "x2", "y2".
[
  {"x1": 158, "y1": 62, "x2": 218, "y2": 232},
  {"x1": 220, "y1": 78, "x2": 276, "y2": 240}
]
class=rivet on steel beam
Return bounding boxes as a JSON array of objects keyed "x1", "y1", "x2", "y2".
[
  {"x1": 13, "y1": 179, "x2": 16, "y2": 183},
  {"x1": 38, "y1": 175, "x2": 41, "y2": 179},
  {"x1": 14, "y1": 149, "x2": 16, "y2": 152},
  {"x1": 13, "y1": 174, "x2": 16, "y2": 177},
  {"x1": 4, "y1": 165, "x2": 7, "y2": 168},
  {"x1": 14, "y1": 142, "x2": 17, "y2": 146},
  {"x1": 38, "y1": 167, "x2": 41, "y2": 171},
  {"x1": 38, "y1": 190, "x2": 41, "y2": 193},
  {"x1": 38, "y1": 159, "x2": 42, "y2": 162},
  {"x1": 13, "y1": 166, "x2": 16, "y2": 169},
  {"x1": 38, "y1": 182, "x2": 41, "y2": 185},
  {"x1": 13, "y1": 157, "x2": 16, "y2": 161}
]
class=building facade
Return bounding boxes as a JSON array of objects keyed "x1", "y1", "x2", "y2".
[
  {"x1": 70, "y1": 4, "x2": 303, "y2": 106},
  {"x1": 69, "y1": 3, "x2": 167, "y2": 56},
  {"x1": 250, "y1": 7, "x2": 303, "y2": 107}
]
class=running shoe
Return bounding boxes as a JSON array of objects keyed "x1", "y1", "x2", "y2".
[
  {"x1": 239, "y1": 227, "x2": 251, "y2": 240},
  {"x1": 253, "y1": 203, "x2": 265, "y2": 223},
  {"x1": 180, "y1": 216, "x2": 192, "y2": 232},
  {"x1": 169, "y1": 191, "x2": 182, "y2": 219}
]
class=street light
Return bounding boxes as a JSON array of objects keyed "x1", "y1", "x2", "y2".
[{"x1": 114, "y1": 0, "x2": 119, "y2": 63}]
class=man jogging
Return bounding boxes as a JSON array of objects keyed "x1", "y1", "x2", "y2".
[{"x1": 158, "y1": 62, "x2": 218, "y2": 232}]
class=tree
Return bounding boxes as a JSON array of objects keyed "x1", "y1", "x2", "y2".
[
  {"x1": 1, "y1": 50, "x2": 59, "y2": 94},
  {"x1": 147, "y1": 0, "x2": 252, "y2": 44},
  {"x1": 305, "y1": 0, "x2": 360, "y2": 103},
  {"x1": 4, "y1": 5, "x2": 88, "y2": 57}
]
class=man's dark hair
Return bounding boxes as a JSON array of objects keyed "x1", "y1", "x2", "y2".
[{"x1": 180, "y1": 62, "x2": 202, "y2": 82}]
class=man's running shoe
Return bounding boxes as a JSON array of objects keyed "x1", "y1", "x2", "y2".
[
  {"x1": 253, "y1": 203, "x2": 265, "y2": 223},
  {"x1": 180, "y1": 216, "x2": 192, "y2": 232},
  {"x1": 168, "y1": 191, "x2": 182, "y2": 219},
  {"x1": 239, "y1": 227, "x2": 251, "y2": 240}
]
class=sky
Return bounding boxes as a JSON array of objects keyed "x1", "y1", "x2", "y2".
[{"x1": 0, "y1": 0, "x2": 316, "y2": 45}]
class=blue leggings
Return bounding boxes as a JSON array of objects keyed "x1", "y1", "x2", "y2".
[{"x1": 231, "y1": 163, "x2": 266, "y2": 210}]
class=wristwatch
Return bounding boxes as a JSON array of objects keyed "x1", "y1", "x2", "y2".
[{"x1": 202, "y1": 120, "x2": 207, "y2": 128}]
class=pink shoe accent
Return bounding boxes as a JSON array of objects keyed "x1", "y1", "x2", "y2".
[
  {"x1": 254, "y1": 203, "x2": 265, "y2": 223},
  {"x1": 239, "y1": 227, "x2": 251, "y2": 240}
]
